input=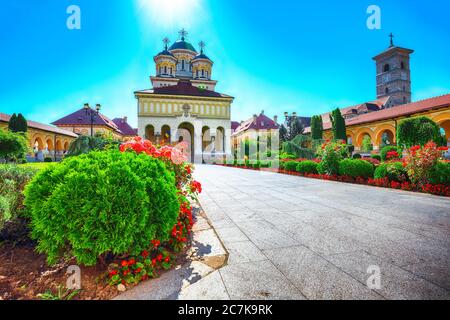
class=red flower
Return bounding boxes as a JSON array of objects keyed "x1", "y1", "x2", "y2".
[
  {"x1": 128, "y1": 258, "x2": 136, "y2": 266},
  {"x1": 123, "y1": 269, "x2": 130, "y2": 276},
  {"x1": 151, "y1": 258, "x2": 157, "y2": 266},
  {"x1": 121, "y1": 260, "x2": 128, "y2": 267},
  {"x1": 109, "y1": 270, "x2": 118, "y2": 278},
  {"x1": 151, "y1": 239, "x2": 161, "y2": 248},
  {"x1": 141, "y1": 250, "x2": 149, "y2": 258},
  {"x1": 157, "y1": 254, "x2": 163, "y2": 262},
  {"x1": 164, "y1": 256, "x2": 170, "y2": 263},
  {"x1": 135, "y1": 268, "x2": 142, "y2": 274}
]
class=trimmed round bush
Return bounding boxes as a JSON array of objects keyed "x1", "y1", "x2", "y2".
[
  {"x1": 374, "y1": 162, "x2": 407, "y2": 182},
  {"x1": 284, "y1": 161, "x2": 299, "y2": 171},
  {"x1": 296, "y1": 161, "x2": 318, "y2": 174},
  {"x1": 371, "y1": 154, "x2": 381, "y2": 161},
  {"x1": 44, "y1": 157, "x2": 53, "y2": 162},
  {"x1": 352, "y1": 153, "x2": 362, "y2": 159},
  {"x1": 24, "y1": 150, "x2": 180, "y2": 266},
  {"x1": 338, "y1": 159, "x2": 374, "y2": 178},
  {"x1": 428, "y1": 161, "x2": 450, "y2": 186},
  {"x1": 380, "y1": 146, "x2": 401, "y2": 161}
]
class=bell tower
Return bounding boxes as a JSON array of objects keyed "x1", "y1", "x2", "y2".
[{"x1": 373, "y1": 33, "x2": 414, "y2": 108}]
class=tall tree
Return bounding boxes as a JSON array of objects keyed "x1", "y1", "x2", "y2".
[
  {"x1": 279, "y1": 124, "x2": 288, "y2": 143},
  {"x1": 16, "y1": 113, "x2": 28, "y2": 132},
  {"x1": 8, "y1": 113, "x2": 18, "y2": 132},
  {"x1": 311, "y1": 115, "x2": 323, "y2": 140},
  {"x1": 330, "y1": 108, "x2": 346, "y2": 141}
]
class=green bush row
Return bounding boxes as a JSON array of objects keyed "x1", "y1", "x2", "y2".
[{"x1": 338, "y1": 159, "x2": 374, "y2": 178}]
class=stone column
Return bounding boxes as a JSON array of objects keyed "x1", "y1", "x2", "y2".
[{"x1": 193, "y1": 123, "x2": 203, "y2": 164}]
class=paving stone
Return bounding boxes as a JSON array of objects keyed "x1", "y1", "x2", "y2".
[
  {"x1": 326, "y1": 250, "x2": 450, "y2": 300},
  {"x1": 263, "y1": 246, "x2": 382, "y2": 300},
  {"x1": 219, "y1": 260, "x2": 306, "y2": 300},
  {"x1": 178, "y1": 271, "x2": 230, "y2": 300},
  {"x1": 214, "y1": 227, "x2": 249, "y2": 244},
  {"x1": 225, "y1": 240, "x2": 268, "y2": 265}
]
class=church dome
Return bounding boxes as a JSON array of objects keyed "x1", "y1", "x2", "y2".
[{"x1": 169, "y1": 40, "x2": 197, "y2": 53}]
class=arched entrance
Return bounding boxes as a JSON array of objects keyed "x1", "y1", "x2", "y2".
[
  {"x1": 34, "y1": 137, "x2": 44, "y2": 151},
  {"x1": 439, "y1": 120, "x2": 450, "y2": 146},
  {"x1": 161, "y1": 125, "x2": 171, "y2": 145},
  {"x1": 202, "y1": 126, "x2": 212, "y2": 153},
  {"x1": 177, "y1": 122, "x2": 194, "y2": 163},
  {"x1": 145, "y1": 125, "x2": 156, "y2": 144},
  {"x1": 46, "y1": 138, "x2": 54, "y2": 152}
]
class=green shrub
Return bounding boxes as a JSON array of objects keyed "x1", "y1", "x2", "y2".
[
  {"x1": 24, "y1": 150, "x2": 180, "y2": 266},
  {"x1": 0, "y1": 165, "x2": 39, "y2": 241},
  {"x1": 67, "y1": 133, "x2": 121, "y2": 157},
  {"x1": 371, "y1": 154, "x2": 381, "y2": 161},
  {"x1": 338, "y1": 159, "x2": 374, "y2": 178},
  {"x1": 296, "y1": 161, "x2": 318, "y2": 174},
  {"x1": 352, "y1": 153, "x2": 362, "y2": 159},
  {"x1": 428, "y1": 161, "x2": 450, "y2": 186},
  {"x1": 0, "y1": 129, "x2": 28, "y2": 163},
  {"x1": 252, "y1": 162, "x2": 261, "y2": 169},
  {"x1": 380, "y1": 146, "x2": 402, "y2": 161},
  {"x1": 374, "y1": 162, "x2": 407, "y2": 182},
  {"x1": 44, "y1": 157, "x2": 53, "y2": 162},
  {"x1": 397, "y1": 116, "x2": 441, "y2": 148},
  {"x1": 284, "y1": 161, "x2": 299, "y2": 171}
]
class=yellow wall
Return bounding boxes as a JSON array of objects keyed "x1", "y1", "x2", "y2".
[
  {"x1": 1, "y1": 122, "x2": 76, "y2": 153},
  {"x1": 323, "y1": 107, "x2": 450, "y2": 151},
  {"x1": 137, "y1": 95, "x2": 232, "y2": 120}
]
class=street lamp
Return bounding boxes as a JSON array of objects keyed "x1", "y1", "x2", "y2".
[{"x1": 84, "y1": 103, "x2": 101, "y2": 137}]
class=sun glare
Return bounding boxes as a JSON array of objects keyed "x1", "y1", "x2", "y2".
[{"x1": 137, "y1": 0, "x2": 203, "y2": 28}]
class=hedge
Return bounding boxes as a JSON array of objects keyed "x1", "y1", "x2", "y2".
[
  {"x1": 374, "y1": 162, "x2": 407, "y2": 182},
  {"x1": 296, "y1": 161, "x2": 318, "y2": 174},
  {"x1": 24, "y1": 150, "x2": 180, "y2": 266},
  {"x1": 284, "y1": 161, "x2": 299, "y2": 171},
  {"x1": 338, "y1": 159, "x2": 374, "y2": 178},
  {"x1": 428, "y1": 161, "x2": 450, "y2": 186}
]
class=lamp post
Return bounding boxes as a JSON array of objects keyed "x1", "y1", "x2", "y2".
[{"x1": 84, "y1": 103, "x2": 101, "y2": 137}]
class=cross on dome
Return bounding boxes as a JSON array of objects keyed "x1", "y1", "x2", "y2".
[
  {"x1": 179, "y1": 28, "x2": 188, "y2": 41},
  {"x1": 163, "y1": 37, "x2": 170, "y2": 50},
  {"x1": 199, "y1": 41, "x2": 206, "y2": 53}
]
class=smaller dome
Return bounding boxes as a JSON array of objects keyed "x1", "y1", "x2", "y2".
[
  {"x1": 192, "y1": 53, "x2": 212, "y2": 63},
  {"x1": 155, "y1": 49, "x2": 175, "y2": 59}
]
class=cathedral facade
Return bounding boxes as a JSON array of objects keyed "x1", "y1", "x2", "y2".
[{"x1": 136, "y1": 30, "x2": 234, "y2": 163}]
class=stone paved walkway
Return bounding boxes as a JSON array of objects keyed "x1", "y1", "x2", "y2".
[{"x1": 193, "y1": 164, "x2": 450, "y2": 300}]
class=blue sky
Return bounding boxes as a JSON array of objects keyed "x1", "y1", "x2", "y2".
[{"x1": 1, "y1": 0, "x2": 449, "y2": 127}]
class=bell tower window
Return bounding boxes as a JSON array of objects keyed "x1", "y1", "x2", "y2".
[
  {"x1": 385, "y1": 87, "x2": 389, "y2": 94},
  {"x1": 383, "y1": 64, "x2": 390, "y2": 72},
  {"x1": 181, "y1": 60, "x2": 185, "y2": 70}
]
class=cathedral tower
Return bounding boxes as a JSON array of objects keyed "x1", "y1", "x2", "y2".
[{"x1": 373, "y1": 34, "x2": 414, "y2": 108}]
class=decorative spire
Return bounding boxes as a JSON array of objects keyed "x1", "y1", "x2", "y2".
[
  {"x1": 389, "y1": 32, "x2": 394, "y2": 47},
  {"x1": 199, "y1": 41, "x2": 205, "y2": 54},
  {"x1": 163, "y1": 37, "x2": 170, "y2": 50},
  {"x1": 179, "y1": 28, "x2": 188, "y2": 41}
]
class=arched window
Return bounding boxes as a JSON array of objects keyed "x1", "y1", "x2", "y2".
[
  {"x1": 181, "y1": 60, "x2": 185, "y2": 70},
  {"x1": 164, "y1": 66, "x2": 167, "y2": 74},
  {"x1": 201, "y1": 69, "x2": 205, "y2": 77},
  {"x1": 383, "y1": 64, "x2": 390, "y2": 72},
  {"x1": 403, "y1": 96, "x2": 406, "y2": 103},
  {"x1": 206, "y1": 71, "x2": 209, "y2": 78},
  {"x1": 401, "y1": 61, "x2": 405, "y2": 69},
  {"x1": 196, "y1": 70, "x2": 199, "y2": 78},
  {"x1": 385, "y1": 87, "x2": 389, "y2": 94},
  {"x1": 169, "y1": 67, "x2": 172, "y2": 75}
]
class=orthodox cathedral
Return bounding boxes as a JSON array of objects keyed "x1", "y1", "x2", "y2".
[{"x1": 135, "y1": 29, "x2": 234, "y2": 163}]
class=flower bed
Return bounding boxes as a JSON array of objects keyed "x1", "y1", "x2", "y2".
[{"x1": 219, "y1": 164, "x2": 450, "y2": 197}]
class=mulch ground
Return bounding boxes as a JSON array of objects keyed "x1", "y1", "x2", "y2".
[
  {"x1": 0, "y1": 242, "x2": 117, "y2": 300},
  {"x1": 0, "y1": 241, "x2": 191, "y2": 300}
]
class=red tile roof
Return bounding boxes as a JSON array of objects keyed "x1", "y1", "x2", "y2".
[
  {"x1": 305, "y1": 94, "x2": 450, "y2": 132},
  {"x1": 135, "y1": 80, "x2": 233, "y2": 99},
  {"x1": 112, "y1": 118, "x2": 137, "y2": 136},
  {"x1": 0, "y1": 113, "x2": 78, "y2": 138},
  {"x1": 233, "y1": 112, "x2": 279, "y2": 136},
  {"x1": 52, "y1": 108, "x2": 122, "y2": 134}
]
